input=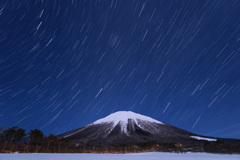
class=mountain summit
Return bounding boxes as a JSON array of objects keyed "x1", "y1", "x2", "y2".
[
  {"x1": 59, "y1": 111, "x2": 216, "y2": 146},
  {"x1": 93, "y1": 111, "x2": 162, "y2": 129},
  {"x1": 91, "y1": 111, "x2": 163, "y2": 135}
]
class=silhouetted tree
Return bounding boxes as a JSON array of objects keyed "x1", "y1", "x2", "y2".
[
  {"x1": 28, "y1": 129, "x2": 43, "y2": 145},
  {"x1": 1, "y1": 126, "x2": 26, "y2": 144},
  {"x1": 2, "y1": 126, "x2": 17, "y2": 143},
  {"x1": 0, "y1": 126, "x2": 26, "y2": 152},
  {"x1": 28, "y1": 129, "x2": 43, "y2": 152},
  {"x1": 46, "y1": 134, "x2": 57, "y2": 152},
  {"x1": 14, "y1": 128, "x2": 26, "y2": 144}
]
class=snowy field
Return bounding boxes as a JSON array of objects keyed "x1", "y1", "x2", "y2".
[{"x1": 0, "y1": 152, "x2": 240, "y2": 160}]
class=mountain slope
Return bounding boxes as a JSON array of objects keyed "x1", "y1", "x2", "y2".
[{"x1": 58, "y1": 111, "x2": 217, "y2": 146}]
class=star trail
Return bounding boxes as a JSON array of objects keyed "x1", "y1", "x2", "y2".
[{"x1": 1, "y1": 0, "x2": 240, "y2": 139}]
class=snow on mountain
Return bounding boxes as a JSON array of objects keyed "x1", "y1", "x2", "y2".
[
  {"x1": 93, "y1": 111, "x2": 163, "y2": 125},
  {"x1": 91, "y1": 111, "x2": 162, "y2": 135},
  {"x1": 190, "y1": 136, "x2": 217, "y2": 141}
]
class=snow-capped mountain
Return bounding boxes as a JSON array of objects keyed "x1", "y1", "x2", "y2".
[
  {"x1": 92, "y1": 111, "x2": 163, "y2": 135},
  {"x1": 93, "y1": 111, "x2": 163, "y2": 125},
  {"x1": 58, "y1": 111, "x2": 216, "y2": 146}
]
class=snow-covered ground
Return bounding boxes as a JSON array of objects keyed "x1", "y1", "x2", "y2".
[{"x1": 0, "y1": 152, "x2": 240, "y2": 160}]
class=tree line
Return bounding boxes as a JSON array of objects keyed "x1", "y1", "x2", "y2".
[
  {"x1": 1, "y1": 126, "x2": 240, "y2": 154},
  {"x1": 0, "y1": 126, "x2": 76, "y2": 153},
  {"x1": 0, "y1": 126, "x2": 181, "y2": 153}
]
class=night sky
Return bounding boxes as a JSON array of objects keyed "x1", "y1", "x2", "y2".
[{"x1": 1, "y1": 0, "x2": 240, "y2": 139}]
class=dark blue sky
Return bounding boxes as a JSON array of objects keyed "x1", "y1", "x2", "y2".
[{"x1": 1, "y1": 0, "x2": 240, "y2": 139}]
